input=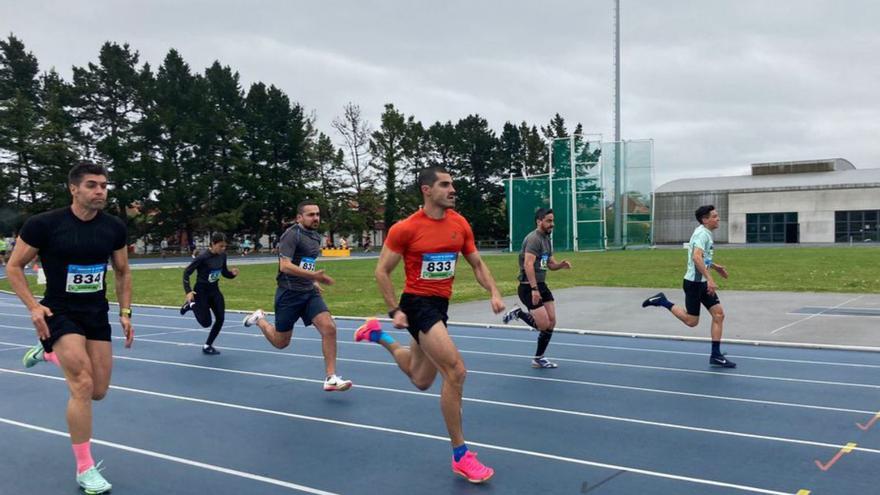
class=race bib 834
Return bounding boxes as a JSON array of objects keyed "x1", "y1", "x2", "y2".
[
  {"x1": 420, "y1": 253, "x2": 457, "y2": 280},
  {"x1": 66, "y1": 264, "x2": 106, "y2": 293}
]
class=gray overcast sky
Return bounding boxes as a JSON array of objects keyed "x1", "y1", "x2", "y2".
[{"x1": 3, "y1": 0, "x2": 878, "y2": 187}]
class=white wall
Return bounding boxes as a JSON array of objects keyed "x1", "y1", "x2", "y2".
[{"x1": 728, "y1": 188, "x2": 880, "y2": 243}]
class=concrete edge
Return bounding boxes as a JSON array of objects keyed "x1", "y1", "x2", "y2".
[{"x1": 3, "y1": 289, "x2": 875, "y2": 353}]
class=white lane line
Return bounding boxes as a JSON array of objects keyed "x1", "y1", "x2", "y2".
[
  {"x1": 0, "y1": 337, "x2": 872, "y2": 416},
  {"x1": 770, "y1": 295, "x2": 864, "y2": 335},
  {"x1": 2, "y1": 311, "x2": 878, "y2": 369},
  {"x1": 2, "y1": 347, "x2": 877, "y2": 454},
  {"x1": 0, "y1": 416, "x2": 339, "y2": 495},
  {"x1": 0, "y1": 369, "x2": 805, "y2": 495},
  {"x1": 4, "y1": 319, "x2": 878, "y2": 390},
  {"x1": 136, "y1": 329, "x2": 198, "y2": 338}
]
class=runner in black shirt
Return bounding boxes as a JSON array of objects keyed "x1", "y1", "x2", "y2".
[
  {"x1": 8, "y1": 162, "x2": 133, "y2": 494},
  {"x1": 181, "y1": 232, "x2": 239, "y2": 354}
]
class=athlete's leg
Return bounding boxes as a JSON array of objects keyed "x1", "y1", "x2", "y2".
[
  {"x1": 247, "y1": 289, "x2": 295, "y2": 349},
  {"x1": 86, "y1": 340, "x2": 112, "y2": 401},
  {"x1": 642, "y1": 291, "x2": 699, "y2": 327},
  {"x1": 311, "y1": 311, "x2": 338, "y2": 376},
  {"x1": 709, "y1": 303, "x2": 724, "y2": 344},
  {"x1": 254, "y1": 317, "x2": 293, "y2": 349},
  {"x1": 417, "y1": 321, "x2": 467, "y2": 447},
  {"x1": 192, "y1": 292, "x2": 214, "y2": 329},
  {"x1": 205, "y1": 291, "x2": 225, "y2": 347},
  {"x1": 53, "y1": 334, "x2": 96, "y2": 445}
]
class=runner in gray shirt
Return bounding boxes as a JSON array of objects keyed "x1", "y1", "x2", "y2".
[
  {"x1": 243, "y1": 200, "x2": 353, "y2": 391},
  {"x1": 502, "y1": 208, "x2": 571, "y2": 368}
]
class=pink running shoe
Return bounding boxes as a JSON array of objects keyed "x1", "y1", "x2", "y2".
[
  {"x1": 354, "y1": 319, "x2": 382, "y2": 342},
  {"x1": 451, "y1": 451, "x2": 494, "y2": 483}
]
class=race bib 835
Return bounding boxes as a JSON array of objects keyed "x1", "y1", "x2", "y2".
[
  {"x1": 66, "y1": 264, "x2": 106, "y2": 293},
  {"x1": 420, "y1": 253, "x2": 457, "y2": 280}
]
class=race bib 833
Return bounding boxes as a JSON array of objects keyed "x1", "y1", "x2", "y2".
[{"x1": 420, "y1": 253, "x2": 457, "y2": 280}]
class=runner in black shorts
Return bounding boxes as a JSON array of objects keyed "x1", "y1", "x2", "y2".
[
  {"x1": 181, "y1": 232, "x2": 239, "y2": 355},
  {"x1": 8, "y1": 162, "x2": 134, "y2": 494},
  {"x1": 641, "y1": 205, "x2": 736, "y2": 368},
  {"x1": 502, "y1": 208, "x2": 571, "y2": 368},
  {"x1": 243, "y1": 200, "x2": 352, "y2": 392},
  {"x1": 354, "y1": 166, "x2": 505, "y2": 483}
]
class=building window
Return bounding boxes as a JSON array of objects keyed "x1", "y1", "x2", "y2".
[
  {"x1": 746, "y1": 212, "x2": 798, "y2": 243},
  {"x1": 835, "y1": 210, "x2": 880, "y2": 243}
]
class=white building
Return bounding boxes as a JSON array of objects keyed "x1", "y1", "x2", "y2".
[{"x1": 654, "y1": 159, "x2": 880, "y2": 244}]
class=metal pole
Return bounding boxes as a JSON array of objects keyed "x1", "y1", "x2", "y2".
[
  {"x1": 508, "y1": 173, "x2": 514, "y2": 252},
  {"x1": 570, "y1": 135, "x2": 578, "y2": 251},
  {"x1": 614, "y1": 0, "x2": 621, "y2": 144},
  {"x1": 548, "y1": 140, "x2": 555, "y2": 248},
  {"x1": 612, "y1": 0, "x2": 623, "y2": 246}
]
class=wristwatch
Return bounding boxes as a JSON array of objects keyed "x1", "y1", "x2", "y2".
[
  {"x1": 388, "y1": 307, "x2": 401, "y2": 318},
  {"x1": 119, "y1": 308, "x2": 132, "y2": 318},
  {"x1": 530, "y1": 286, "x2": 539, "y2": 292}
]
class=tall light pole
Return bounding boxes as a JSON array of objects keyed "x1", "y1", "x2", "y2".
[{"x1": 613, "y1": 0, "x2": 623, "y2": 246}]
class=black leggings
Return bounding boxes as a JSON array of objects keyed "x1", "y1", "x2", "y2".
[{"x1": 193, "y1": 287, "x2": 225, "y2": 346}]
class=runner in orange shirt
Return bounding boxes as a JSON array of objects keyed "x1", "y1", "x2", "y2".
[{"x1": 355, "y1": 166, "x2": 505, "y2": 483}]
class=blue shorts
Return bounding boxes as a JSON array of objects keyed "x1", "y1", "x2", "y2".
[{"x1": 274, "y1": 288, "x2": 329, "y2": 331}]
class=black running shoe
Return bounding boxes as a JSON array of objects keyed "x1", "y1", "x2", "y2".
[
  {"x1": 502, "y1": 306, "x2": 522, "y2": 324},
  {"x1": 642, "y1": 292, "x2": 667, "y2": 308},
  {"x1": 710, "y1": 354, "x2": 736, "y2": 368},
  {"x1": 202, "y1": 345, "x2": 220, "y2": 355},
  {"x1": 180, "y1": 301, "x2": 193, "y2": 315}
]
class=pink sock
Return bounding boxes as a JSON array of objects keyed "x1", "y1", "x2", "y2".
[
  {"x1": 44, "y1": 352, "x2": 60, "y2": 366},
  {"x1": 72, "y1": 441, "x2": 95, "y2": 474}
]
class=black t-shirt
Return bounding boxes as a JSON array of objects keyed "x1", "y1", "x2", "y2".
[
  {"x1": 19, "y1": 207, "x2": 127, "y2": 313},
  {"x1": 183, "y1": 251, "x2": 235, "y2": 293}
]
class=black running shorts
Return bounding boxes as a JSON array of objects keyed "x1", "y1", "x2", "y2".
[
  {"x1": 399, "y1": 293, "x2": 449, "y2": 343},
  {"x1": 682, "y1": 279, "x2": 720, "y2": 316}
]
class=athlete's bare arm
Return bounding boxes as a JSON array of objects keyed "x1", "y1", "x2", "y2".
[
  {"x1": 110, "y1": 245, "x2": 134, "y2": 348},
  {"x1": 6, "y1": 238, "x2": 52, "y2": 339}
]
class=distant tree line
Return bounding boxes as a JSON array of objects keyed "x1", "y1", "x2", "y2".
[{"x1": 0, "y1": 34, "x2": 584, "y2": 245}]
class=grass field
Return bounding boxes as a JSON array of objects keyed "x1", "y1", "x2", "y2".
[{"x1": 1, "y1": 247, "x2": 878, "y2": 316}]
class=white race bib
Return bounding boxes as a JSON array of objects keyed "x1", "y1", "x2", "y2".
[
  {"x1": 539, "y1": 254, "x2": 549, "y2": 271},
  {"x1": 66, "y1": 264, "x2": 106, "y2": 293},
  {"x1": 208, "y1": 269, "x2": 222, "y2": 283},
  {"x1": 299, "y1": 257, "x2": 316, "y2": 272},
  {"x1": 420, "y1": 253, "x2": 456, "y2": 280}
]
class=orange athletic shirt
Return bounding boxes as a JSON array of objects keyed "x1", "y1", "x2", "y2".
[{"x1": 384, "y1": 208, "x2": 477, "y2": 300}]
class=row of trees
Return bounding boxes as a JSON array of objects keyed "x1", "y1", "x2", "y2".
[{"x1": 0, "y1": 34, "x2": 584, "y2": 244}]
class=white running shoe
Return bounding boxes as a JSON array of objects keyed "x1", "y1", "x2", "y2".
[
  {"x1": 532, "y1": 357, "x2": 558, "y2": 369},
  {"x1": 76, "y1": 461, "x2": 112, "y2": 494},
  {"x1": 243, "y1": 309, "x2": 265, "y2": 327},
  {"x1": 323, "y1": 374, "x2": 353, "y2": 392}
]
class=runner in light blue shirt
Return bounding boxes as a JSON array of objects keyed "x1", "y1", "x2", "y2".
[{"x1": 641, "y1": 205, "x2": 736, "y2": 368}]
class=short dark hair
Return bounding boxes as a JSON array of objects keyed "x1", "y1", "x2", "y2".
[
  {"x1": 68, "y1": 161, "x2": 108, "y2": 186},
  {"x1": 417, "y1": 166, "x2": 450, "y2": 188},
  {"x1": 535, "y1": 207, "x2": 553, "y2": 222},
  {"x1": 297, "y1": 200, "x2": 318, "y2": 215},
  {"x1": 695, "y1": 205, "x2": 715, "y2": 224},
  {"x1": 210, "y1": 232, "x2": 227, "y2": 244}
]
